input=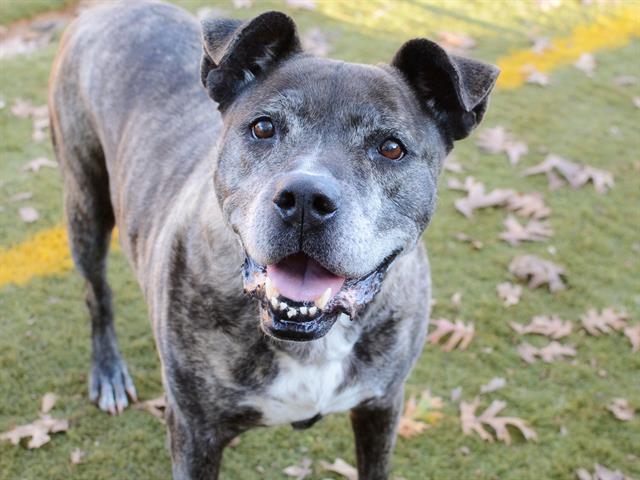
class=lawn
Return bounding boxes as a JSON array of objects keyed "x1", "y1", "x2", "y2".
[{"x1": 1, "y1": 1, "x2": 639, "y2": 479}]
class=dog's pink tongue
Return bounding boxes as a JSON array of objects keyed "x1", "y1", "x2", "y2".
[{"x1": 267, "y1": 253, "x2": 345, "y2": 302}]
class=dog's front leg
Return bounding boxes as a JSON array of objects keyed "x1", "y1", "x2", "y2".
[
  {"x1": 350, "y1": 389, "x2": 404, "y2": 480},
  {"x1": 166, "y1": 404, "x2": 231, "y2": 480}
]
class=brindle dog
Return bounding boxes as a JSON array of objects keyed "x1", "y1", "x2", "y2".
[{"x1": 49, "y1": 1, "x2": 498, "y2": 478}]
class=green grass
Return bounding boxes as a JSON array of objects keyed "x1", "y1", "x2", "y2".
[
  {"x1": 0, "y1": 0, "x2": 75, "y2": 25},
  {"x1": 1, "y1": 1, "x2": 639, "y2": 479}
]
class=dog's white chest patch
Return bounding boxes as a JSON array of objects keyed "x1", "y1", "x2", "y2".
[{"x1": 246, "y1": 316, "x2": 376, "y2": 426}]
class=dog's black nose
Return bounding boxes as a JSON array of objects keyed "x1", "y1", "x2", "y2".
[{"x1": 273, "y1": 173, "x2": 341, "y2": 227}]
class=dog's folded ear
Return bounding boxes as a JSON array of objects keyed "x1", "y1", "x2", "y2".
[
  {"x1": 392, "y1": 39, "x2": 499, "y2": 141},
  {"x1": 201, "y1": 12, "x2": 302, "y2": 110}
]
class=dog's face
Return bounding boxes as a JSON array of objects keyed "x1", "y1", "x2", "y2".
[{"x1": 200, "y1": 13, "x2": 498, "y2": 342}]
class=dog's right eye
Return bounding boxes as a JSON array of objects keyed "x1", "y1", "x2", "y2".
[{"x1": 251, "y1": 118, "x2": 275, "y2": 139}]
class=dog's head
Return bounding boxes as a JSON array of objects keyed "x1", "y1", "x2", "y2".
[{"x1": 200, "y1": 12, "x2": 498, "y2": 342}]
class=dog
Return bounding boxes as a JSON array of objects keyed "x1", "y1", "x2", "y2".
[{"x1": 49, "y1": 1, "x2": 498, "y2": 478}]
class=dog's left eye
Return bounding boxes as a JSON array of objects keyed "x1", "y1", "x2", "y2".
[
  {"x1": 251, "y1": 117, "x2": 275, "y2": 139},
  {"x1": 378, "y1": 138, "x2": 405, "y2": 160}
]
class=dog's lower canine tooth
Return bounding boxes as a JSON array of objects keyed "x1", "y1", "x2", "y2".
[
  {"x1": 308, "y1": 306, "x2": 318, "y2": 316},
  {"x1": 287, "y1": 308, "x2": 297, "y2": 318},
  {"x1": 279, "y1": 302, "x2": 288, "y2": 311},
  {"x1": 314, "y1": 288, "x2": 332, "y2": 310},
  {"x1": 265, "y1": 277, "x2": 279, "y2": 300},
  {"x1": 270, "y1": 297, "x2": 279, "y2": 309},
  {"x1": 299, "y1": 306, "x2": 308, "y2": 316}
]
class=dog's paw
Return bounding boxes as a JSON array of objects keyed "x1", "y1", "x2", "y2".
[{"x1": 89, "y1": 357, "x2": 138, "y2": 415}]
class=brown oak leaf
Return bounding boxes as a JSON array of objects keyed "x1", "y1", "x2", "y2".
[
  {"x1": 480, "y1": 377, "x2": 507, "y2": 394},
  {"x1": 283, "y1": 457, "x2": 312, "y2": 479},
  {"x1": 134, "y1": 394, "x2": 166, "y2": 423},
  {"x1": 476, "y1": 126, "x2": 528, "y2": 165},
  {"x1": 460, "y1": 397, "x2": 537, "y2": 445},
  {"x1": 576, "y1": 463, "x2": 634, "y2": 480},
  {"x1": 427, "y1": 318, "x2": 475, "y2": 351},
  {"x1": 574, "y1": 53, "x2": 596, "y2": 77},
  {"x1": 0, "y1": 415, "x2": 69, "y2": 449},
  {"x1": 623, "y1": 323, "x2": 639, "y2": 352},
  {"x1": 320, "y1": 458, "x2": 358, "y2": 480},
  {"x1": 499, "y1": 215, "x2": 553, "y2": 246},
  {"x1": 497, "y1": 282, "x2": 522, "y2": 307},
  {"x1": 581, "y1": 308, "x2": 628, "y2": 336},
  {"x1": 398, "y1": 390, "x2": 444, "y2": 439},
  {"x1": 504, "y1": 192, "x2": 551, "y2": 219},
  {"x1": 517, "y1": 341, "x2": 576, "y2": 364},
  {"x1": 607, "y1": 398, "x2": 635, "y2": 421},
  {"x1": 70, "y1": 447, "x2": 86, "y2": 464},
  {"x1": 509, "y1": 254, "x2": 566, "y2": 292},
  {"x1": 510, "y1": 315, "x2": 573, "y2": 339},
  {"x1": 524, "y1": 154, "x2": 614, "y2": 194},
  {"x1": 41, "y1": 392, "x2": 57, "y2": 414},
  {"x1": 454, "y1": 182, "x2": 515, "y2": 217}
]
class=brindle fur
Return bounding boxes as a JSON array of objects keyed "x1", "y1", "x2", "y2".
[{"x1": 49, "y1": 2, "x2": 497, "y2": 478}]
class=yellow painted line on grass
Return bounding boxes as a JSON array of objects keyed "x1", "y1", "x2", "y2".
[
  {"x1": 497, "y1": 6, "x2": 640, "y2": 89},
  {"x1": 2, "y1": 7, "x2": 639, "y2": 289},
  {"x1": 0, "y1": 225, "x2": 119, "y2": 289}
]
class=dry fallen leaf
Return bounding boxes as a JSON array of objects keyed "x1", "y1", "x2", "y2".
[
  {"x1": 460, "y1": 397, "x2": 537, "y2": 445},
  {"x1": 480, "y1": 377, "x2": 507, "y2": 394},
  {"x1": 134, "y1": 395, "x2": 166, "y2": 423},
  {"x1": 22, "y1": 157, "x2": 57, "y2": 172},
  {"x1": 509, "y1": 254, "x2": 566, "y2": 292},
  {"x1": 576, "y1": 463, "x2": 633, "y2": 480},
  {"x1": 427, "y1": 318, "x2": 475, "y2": 351},
  {"x1": 607, "y1": 398, "x2": 635, "y2": 422},
  {"x1": 623, "y1": 323, "x2": 639, "y2": 352},
  {"x1": 41, "y1": 392, "x2": 57, "y2": 414},
  {"x1": 476, "y1": 126, "x2": 528, "y2": 165},
  {"x1": 523, "y1": 65, "x2": 550, "y2": 86},
  {"x1": 398, "y1": 390, "x2": 444, "y2": 439},
  {"x1": 517, "y1": 341, "x2": 576, "y2": 364},
  {"x1": 451, "y1": 292, "x2": 462, "y2": 309},
  {"x1": 320, "y1": 458, "x2": 358, "y2": 480},
  {"x1": 19, "y1": 206, "x2": 39, "y2": 223},
  {"x1": 301, "y1": 27, "x2": 330, "y2": 57},
  {"x1": 581, "y1": 308, "x2": 628, "y2": 336},
  {"x1": 499, "y1": 215, "x2": 553, "y2": 246},
  {"x1": 455, "y1": 232, "x2": 483, "y2": 250},
  {"x1": 497, "y1": 282, "x2": 522, "y2": 307},
  {"x1": 524, "y1": 154, "x2": 614, "y2": 194},
  {"x1": 632, "y1": 96, "x2": 640, "y2": 109},
  {"x1": 70, "y1": 447, "x2": 85, "y2": 464},
  {"x1": 574, "y1": 53, "x2": 596, "y2": 77},
  {"x1": 530, "y1": 35, "x2": 551, "y2": 54},
  {"x1": 510, "y1": 315, "x2": 573, "y2": 339},
  {"x1": 504, "y1": 192, "x2": 551, "y2": 219},
  {"x1": 283, "y1": 457, "x2": 312, "y2": 479},
  {"x1": 0, "y1": 415, "x2": 69, "y2": 449},
  {"x1": 437, "y1": 31, "x2": 476, "y2": 54},
  {"x1": 454, "y1": 182, "x2": 515, "y2": 218}
]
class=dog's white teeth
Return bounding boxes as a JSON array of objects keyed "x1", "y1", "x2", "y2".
[
  {"x1": 314, "y1": 288, "x2": 332, "y2": 310},
  {"x1": 299, "y1": 306, "x2": 308, "y2": 316},
  {"x1": 308, "y1": 306, "x2": 318, "y2": 316},
  {"x1": 279, "y1": 302, "x2": 288, "y2": 311},
  {"x1": 270, "y1": 296, "x2": 279, "y2": 309},
  {"x1": 287, "y1": 308, "x2": 297, "y2": 318}
]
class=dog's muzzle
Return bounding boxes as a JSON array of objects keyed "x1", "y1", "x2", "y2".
[{"x1": 241, "y1": 250, "x2": 399, "y2": 342}]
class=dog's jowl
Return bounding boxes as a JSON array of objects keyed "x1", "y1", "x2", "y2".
[{"x1": 49, "y1": 2, "x2": 498, "y2": 478}]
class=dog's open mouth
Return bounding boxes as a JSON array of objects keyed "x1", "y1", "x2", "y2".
[{"x1": 242, "y1": 251, "x2": 399, "y2": 341}]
